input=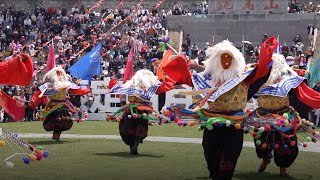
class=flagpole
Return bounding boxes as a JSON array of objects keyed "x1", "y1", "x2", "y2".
[{"x1": 242, "y1": 35, "x2": 245, "y2": 55}]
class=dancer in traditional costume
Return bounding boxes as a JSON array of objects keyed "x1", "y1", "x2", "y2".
[
  {"x1": 246, "y1": 54, "x2": 320, "y2": 176},
  {"x1": 162, "y1": 37, "x2": 279, "y2": 179},
  {"x1": 0, "y1": 54, "x2": 49, "y2": 166},
  {"x1": 108, "y1": 69, "x2": 175, "y2": 155},
  {"x1": 29, "y1": 67, "x2": 90, "y2": 141}
]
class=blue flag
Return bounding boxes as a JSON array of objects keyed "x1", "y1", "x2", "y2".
[{"x1": 69, "y1": 43, "x2": 102, "y2": 80}]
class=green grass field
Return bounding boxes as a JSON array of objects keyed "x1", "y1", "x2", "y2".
[
  {"x1": 0, "y1": 121, "x2": 319, "y2": 180},
  {"x1": 0, "y1": 139, "x2": 318, "y2": 180}
]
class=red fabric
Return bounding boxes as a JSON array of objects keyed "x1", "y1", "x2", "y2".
[
  {"x1": 46, "y1": 40, "x2": 56, "y2": 73},
  {"x1": 156, "y1": 77, "x2": 176, "y2": 94},
  {"x1": 0, "y1": 90, "x2": 25, "y2": 121},
  {"x1": 69, "y1": 88, "x2": 91, "y2": 96},
  {"x1": 0, "y1": 54, "x2": 34, "y2": 86},
  {"x1": 29, "y1": 91, "x2": 45, "y2": 109},
  {"x1": 161, "y1": 54, "x2": 193, "y2": 87},
  {"x1": 156, "y1": 49, "x2": 172, "y2": 81},
  {"x1": 245, "y1": 36, "x2": 278, "y2": 85},
  {"x1": 294, "y1": 69, "x2": 306, "y2": 76},
  {"x1": 108, "y1": 78, "x2": 118, "y2": 89},
  {"x1": 123, "y1": 47, "x2": 134, "y2": 83},
  {"x1": 294, "y1": 82, "x2": 320, "y2": 109}
]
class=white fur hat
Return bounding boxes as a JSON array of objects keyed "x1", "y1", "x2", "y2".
[
  {"x1": 202, "y1": 40, "x2": 245, "y2": 85},
  {"x1": 43, "y1": 67, "x2": 71, "y2": 90}
]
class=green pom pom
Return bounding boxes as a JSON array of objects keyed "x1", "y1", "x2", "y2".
[
  {"x1": 282, "y1": 113, "x2": 289, "y2": 119},
  {"x1": 36, "y1": 146, "x2": 43, "y2": 150},
  {"x1": 256, "y1": 140, "x2": 261, "y2": 145},
  {"x1": 306, "y1": 137, "x2": 312, "y2": 142}
]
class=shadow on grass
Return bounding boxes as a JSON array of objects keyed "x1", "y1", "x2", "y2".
[
  {"x1": 194, "y1": 177, "x2": 211, "y2": 179},
  {"x1": 94, "y1": 152, "x2": 163, "y2": 158},
  {"x1": 233, "y1": 171, "x2": 313, "y2": 180},
  {"x1": 28, "y1": 140, "x2": 76, "y2": 145}
]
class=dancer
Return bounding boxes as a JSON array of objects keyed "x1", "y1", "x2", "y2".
[
  {"x1": 162, "y1": 37, "x2": 279, "y2": 179},
  {"x1": 108, "y1": 69, "x2": 175, "y2": 155},
  {"x1": 29, "y1": 67, "x2": 90, "y2": 141},
  {"x1": 248, "y1": 54, "x2": 320, "y2": 176}
]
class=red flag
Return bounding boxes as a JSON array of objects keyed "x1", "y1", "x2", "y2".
[
  {"x1": 0, "y1": 90, "x2": 25, "y2": 121},
  {"x1": 108, "y1": 78, "x2": 118, "y2": 89},
  {"x1": 0, "y1": 54, "x2": 34, "y2": 86},
  {"x1": 123, "y1": 47, "x2": 134, "y2": 83},
  {"x1": 46, "y1": 40, "x2": 56, "y2": 73}
]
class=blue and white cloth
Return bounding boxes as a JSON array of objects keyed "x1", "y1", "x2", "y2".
[
  {"x1": 192, "y1": 68, "x2": 254, "y2": 102},
  {"x1": 108, "y1": 83, "x2": 162, "y2": 101},
  {"x1": 257, "y1": 74, "x2": 305, "y2": 97}
]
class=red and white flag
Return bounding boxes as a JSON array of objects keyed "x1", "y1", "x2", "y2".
[{"x1": 45, "y1": 40, "x2": 56, "y2": 73}]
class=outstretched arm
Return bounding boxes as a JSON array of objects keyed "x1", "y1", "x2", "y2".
[
  {"x1": 0, "y1": 54, "x2": 34, "y2": 86},
  {"x1": 245, "y1": 36, "x2": 278, "y2": 85}
]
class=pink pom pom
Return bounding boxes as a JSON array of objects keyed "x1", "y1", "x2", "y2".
[
  {"x1": 177, "y1": 121, "x2": 183, "y2": 126},
  {"x1": 36, "y1": 153, "x2": 43, "y2": 161}
]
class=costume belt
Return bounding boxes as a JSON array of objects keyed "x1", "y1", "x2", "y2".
[{"x1": 201, "y1": 109, "x2": 245, "y2": 122}]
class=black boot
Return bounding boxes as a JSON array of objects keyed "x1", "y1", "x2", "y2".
[{"x1": 130, "y1": 139, "x2": 140, "y2": 155}]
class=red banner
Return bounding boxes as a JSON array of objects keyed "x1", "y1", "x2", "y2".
[{"x1": 0, "y1": 90, "x2": 25, "y2": 121}]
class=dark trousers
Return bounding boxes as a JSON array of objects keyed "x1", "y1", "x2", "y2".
[
  {"x1": 158, "y1": 92, "x2": 166, "y2": 112},
  {"x1": 119, "y1": 111, "x2": 149, "y2": 149},
  {"x1": 42, "y1": 107, "x2": 74, "y2": 134},
  {"x1": 254, "y1": 129, "x2": 298, "y2": 168},
  {"x1": 202, "y1": 126, "x2": 243, "y2": 180}
]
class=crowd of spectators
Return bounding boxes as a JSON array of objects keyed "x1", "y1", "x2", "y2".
[
  {"x1": 0, "y1": 1, "x2": 171, "y2": 122},
  {"x1": 288, "y1": 1, "x2": 320, "y2": 13}
]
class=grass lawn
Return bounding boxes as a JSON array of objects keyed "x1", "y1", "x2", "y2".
[
  {"x1": 1, "y1": 121, "x2": 318, "y2": 142},
  {"x1": 0, "y1": 138, "x2": 318, "y2": 180}
]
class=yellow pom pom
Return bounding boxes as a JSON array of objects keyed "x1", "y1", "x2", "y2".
[
  {"x1": 0, "y1": 141, "x2": 5, "y2": 147},
  {"x1": 29, "y1": 154, "x2": 37, "y2": 162}
]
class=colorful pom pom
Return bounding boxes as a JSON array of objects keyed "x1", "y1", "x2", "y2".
[
  {"x1": 177, "y1": 121, "x2": 183, "y2": 126},
  {"x1": 252, "y1": 132, "x2": 258, "y2": 138},
  {"x1": 36, "y1": 153, "x2": 43, "y2": 161},
  {"x1": 261, "y1": 143, "x2": 268, "y2": 149},
  {"x1": 225, "y1": 120, "x2": 231, "y2": 127},
  {"x1": 306, "y1": 137, "x2": 312, "y2": 142},
  {"x1": 256, "y1": 140, "x2": 261, "y2": 145},
  {"x1": 0, "y1": 140, "x2": 5, "y2": 147},
  {"x1": 23, "y1": 157, "x2": 30, "y2": 164},
  {"x1": 303, "y1": 143, "x2": 308, "y2": 148},
  {"x1": 132, "y1": 113, "x2": 138, "y2": 119},
  {"x1": 274, "y1": 144, "x2": 280, "y2": 150},
  {"x1": 43, "y1": 151, "x2": 49, "y2": 158},
  {"x1": 290, "y1": 141, "x2": 296, "y2": 146},
  {"x1": 170, "y1": 115, "x2": 176, "y2": 121},
  {"x1": 188, "y1": 121, "x2": 195, "y2": 127},
  {"x1": 235, "y1": 123, "x2": 241, "y2": 129},
  {"x1": 29, "y1": 154, "x2": 37, "y2": 162},
  {"x1": 265, "y1": 124, "x2": 271, "y2": 131}
]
